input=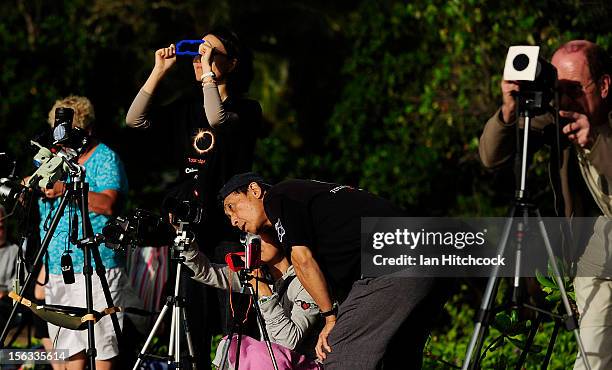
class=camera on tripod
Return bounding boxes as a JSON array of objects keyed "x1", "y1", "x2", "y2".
[
  {"x1": 1, "y1": 140, "x2": 85, "y2": 219},
  {"x1": 0, "y1": 154, "x2": 26, "y2": 204},
  {"x1": 163, "y1": 196, "x2": 203, "y2": 225},
  {"x1": 52, "y1": 107, "x2": 90, "y2": 153},
  {"x1": 503, "y1": 45, "x2": 558, "y2": 116},
  {"x1": 225, "y1": 233, "x2": 262, "y2": 272},
  {"x1": 103, "y1": 209, "x2": 175, "y2": 250},
  {"x1": 1, "y1": 108, "x2": 91, "y2": 205},
  {"x1": 20, "y1": 107, "x2": 93, "y2": 192},
  {"x1": 0, "y1": 178, "x2": 26, "y2": 204}
]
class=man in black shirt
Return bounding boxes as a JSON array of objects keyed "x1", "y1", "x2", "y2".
[{"x1": 219, "y1": 173, "x2": 449, "y2": 369}]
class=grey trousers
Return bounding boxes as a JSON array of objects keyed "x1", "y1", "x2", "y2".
[
  {"x1": 323, "y1": 275, "x2": 450, "y2": 370},
  {"x1": 573, "y1": 217, "x2": 612, "y2": 370},
  {"x1": 573, "y1": 277, "x2": 612, "y2": 370}
]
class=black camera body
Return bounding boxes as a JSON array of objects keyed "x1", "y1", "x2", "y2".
[
  {"x1": 52, "y1": 107, "x2": 90, "y2": 153},
  {"x1": 163, "y1": 196, "x2": 203, "y2": 225},
  {"x1": 52, "y1": 107, "x2": 74, "y2": 144},
  {"x1": 0, "y1": 154, "x2": 25, "y2": 204},
  {"x1": 504, "y1": 46, "x2": 558, "y2": 116},
  {"x1": 103, "y1": 209, "x2": 174, "y2": 250},
  {"x1": 0, "y1": 178, "x2": 26, "y2": 203}
]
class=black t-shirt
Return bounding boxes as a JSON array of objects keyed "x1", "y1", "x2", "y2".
[
  {"x1": 154, "y1": 88, "x2": 262, "y2": 249},
  {"x1": 263, "y1": 179, "x2": 405, "y2": 302}
]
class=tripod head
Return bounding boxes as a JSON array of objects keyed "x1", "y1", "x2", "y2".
[
  {"x1": 26, "y1": 140, "x2": 85, "y2": 190},
  {"x1": 172, "y1": 221, "x2": 196, "y2": 252}
]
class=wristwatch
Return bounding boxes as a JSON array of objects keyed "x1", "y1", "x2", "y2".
[{"x1": 319, "y1": 301, "x2": 339, "y2": 317}]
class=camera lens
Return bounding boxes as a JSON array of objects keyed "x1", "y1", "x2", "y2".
[
  {"x1": 53, "y1": 107, "x2": 74, "y2": 144},
  {"x1": 102, "y1": 218, "x2": 130, "y2": 250},
  {"x1": 163, "y1": 197, "x2": 202, "y2": 224},
  {"x1": 513, "y1": 53, "x2": 530, "y2": 71},
  {"x1": 0, "y1": 178, "x2": 24, "y2": 202},
  {"x1": 0, "y1": 183, "x2": 12, "y2": 200}
]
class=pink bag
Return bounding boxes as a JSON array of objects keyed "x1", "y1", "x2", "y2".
[{"x1": 213, "y1": 335, "x2": 322, "y2": 370}]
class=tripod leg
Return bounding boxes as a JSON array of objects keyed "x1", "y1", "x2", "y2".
[
  {"x1": 541, "y1": 319, "x2": 561, "y2": 370},
  {"x1": 252, "y1": 298, "x2": 279, "y2": 370},
  {"x1": 535, "y1": 210, "x2": 591, "y2": 370},
  {"x1": 180, "y1": 306, "x2": 197, "y2": 370},
  {"x1": 172, "y1": 261, "x2": 185, "y2": 368},
  {"x1": 219, "y1": 327, "x2": 237, "y2": 370},
  {"x1": 514, "y1": 314, "x2": 543, "y2": 370},
  {"x1": 462, "y1": 213, "x2": 515, "y2": 370},
  {"x1": 132, "y1": 300, "x2": 172, "y2": 370},
  {"x1": 76, "y1": 181, "x2": 99, "y2": 370},
  {"x1": 90, "y1": 245, "x2": 123, "y2": 344},
  {"x1": 168, "y1": 262, "x2": 184, "y2": 364},
  {"x1": 136, "y1": 251, "x2": 190, "y2": 369},
  {"x1": 175, "y1": 304, "x2": 181, "y2": 368},
  {"x1": 235, "y1": 330, "x2": 242, "y2": 370},
  {"x1": 81, "y1": 246, "x2": 97, "y2": 370},
  {"x1": 0, "y1": 192, "x2": 71, "y2": 346},
  {"x1": 168, "y1": 300, "x2": 177, "y2": 363},
  {"x1": 512, "y1": 209, "x2": 529, "y2": 306}
]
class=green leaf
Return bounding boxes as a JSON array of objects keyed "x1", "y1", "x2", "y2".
[
  {"x1": 490, "y1": 336, "x2": 506, "y2": 352},
  {"x1": 545, "y1": 291, "x2": 561, "y2": 303},
  {"x1": 536, "y1": 271, "x2": 556, "y2": 289},
  {"x1": 510, "y1": 310, "x2": 519, "y2": 324},
  {"x1": 493, "y1": 313, "x2": 512, "y2": 332}
]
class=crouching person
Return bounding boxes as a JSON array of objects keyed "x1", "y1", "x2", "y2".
[{"x1": 181, "y1": 231, "x2": 322, "y2": 370}]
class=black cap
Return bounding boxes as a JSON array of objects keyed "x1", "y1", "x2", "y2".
[{"x1": 218, "y1": 172, "x2": 269, "y2": 202}]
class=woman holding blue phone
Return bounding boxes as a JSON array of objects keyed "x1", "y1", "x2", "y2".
[{"x1": 126, "y1": 27, "x2": 262, "y2": 369}]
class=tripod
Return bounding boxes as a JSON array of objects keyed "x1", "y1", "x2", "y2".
[
  {"x1": 217, "y1": 268, "x2": 279, "y2": 370},
  {"x1": 0, "y1": 163, "x2": 122, "y2": 370},
  {"x1": 0, "y1": 237, "x2": 29, "y2": 348},
  {"x1": 133, "y1": 222, "x2": 198, "y2": 370},
  {"x1": 461, "y1": 99, "x2": 590, "y2": 369}
]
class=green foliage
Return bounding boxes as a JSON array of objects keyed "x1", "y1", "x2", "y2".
[
  {"x1": 425, "y1": 283, "x2": 578, "y2": 369},
  {"x1": 536, "y1": 259, "x2": 576, "y2": 303},
  {"x1": 258, "y1": 0, "x2": 612, "y2": 217},
  {"x1": 3, "y1": 0, "x2": 612, "y2": 214}
]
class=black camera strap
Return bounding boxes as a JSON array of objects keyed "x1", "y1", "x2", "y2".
[{"x1": 42, "y1": 199, "x2": 55, "y2": 232}]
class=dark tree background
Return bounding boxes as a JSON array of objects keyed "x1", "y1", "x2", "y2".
[
  {"x1": 1, "y1": 0, "x2": 610, "y2": 212},
  {"x1": 2, "y1": 0, "x2": 612, "y2": 367},
  {"x1": 3, "y1": 0, "x2": 611, "y2": 217}
]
